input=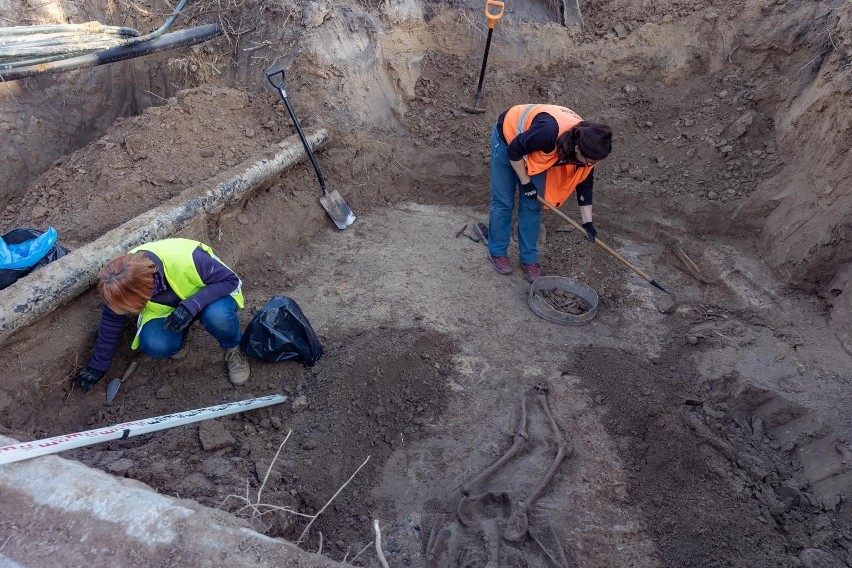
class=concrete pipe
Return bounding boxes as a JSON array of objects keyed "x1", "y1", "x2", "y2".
[{"x1": 0, "y1": 129, "x2": 329, "y2": 347}]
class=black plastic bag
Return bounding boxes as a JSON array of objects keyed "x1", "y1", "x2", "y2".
[
  {"x1": 240, "y1": 296, "x2": 323, "y2": 365},
  {"x1": 0, "y1": 227, "x2": 70, "y2": 291}
]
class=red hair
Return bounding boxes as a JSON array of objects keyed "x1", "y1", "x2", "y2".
[{"x1": 97, "y1": 253, "x2": 156, "y2": 314}]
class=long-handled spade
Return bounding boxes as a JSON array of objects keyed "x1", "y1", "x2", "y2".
[
  {"x1": 462, "y1": 0, "x2": 505, "y2": 114},
  {"x1": 538, "y1": 195, "x2": 677, "y2": 312},
  {"x1": 266, "y1": 68, "x2": 356, "y2": 230}
]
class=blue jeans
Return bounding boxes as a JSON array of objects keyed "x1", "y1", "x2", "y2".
[
  {"x1": 139, "y1": 296, "x2": 241, "y2": 359},
  {"x1": 487, "y1": 124, "x2": 545, "y2": 264}
]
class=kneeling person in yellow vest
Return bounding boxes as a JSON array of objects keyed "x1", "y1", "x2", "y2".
[
  {"x1": 76, "y1": 238, "x2": 249, "y2": 392},
  {"x1": 487, "y1": 104, "x2": 613, "y2": 282}
]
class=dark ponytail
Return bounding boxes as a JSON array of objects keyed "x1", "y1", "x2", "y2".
[{"x1": 575, "y1": 121, "x2": 613, "y2": 161}]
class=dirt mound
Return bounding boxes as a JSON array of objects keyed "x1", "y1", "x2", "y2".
[
  {"x1": 2, "y1": 86, "x2": 294, "y2": 248},
  {"x1": 575, "y1": 347, "x2": 852, "y2": 567},
  {"x1": 15, "y1": 327, "x2": 454, "y2": 560}
]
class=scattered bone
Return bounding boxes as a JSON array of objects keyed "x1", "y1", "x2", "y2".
[
  {"x1": 673, "y1": 246, "x2": 712, "y2": 284},
  {"x1": 534, "y1": 290, "x2": 591, "y2": 315}
]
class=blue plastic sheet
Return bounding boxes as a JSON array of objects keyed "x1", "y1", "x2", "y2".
[
  {"x1": 0, "y1": 227, "x2": 69, "y2": 290},
  {"x1": 0, "y1": 226, "x2": 58, "y2": 270}
]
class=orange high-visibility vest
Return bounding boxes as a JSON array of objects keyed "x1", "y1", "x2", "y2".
[{"x1": 502, "y1": 104, "x2": 594, "y2": 208}]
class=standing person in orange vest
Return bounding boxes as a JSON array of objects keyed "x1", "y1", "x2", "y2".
[{"x1": 487, "y1": 104, "x2": 613, "y2": 282}]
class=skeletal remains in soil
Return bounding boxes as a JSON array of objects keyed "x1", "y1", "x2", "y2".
[
  {"x1": 427, "y1": 384, "x2": 577, "y2": 567},
  {"x1": 534, "y1": 289, "x2": 590, "y2": 315}
]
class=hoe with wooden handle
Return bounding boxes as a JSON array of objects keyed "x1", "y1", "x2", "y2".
[{"x1": 538, "y1": 195, "x2": 676, "y2": 309}]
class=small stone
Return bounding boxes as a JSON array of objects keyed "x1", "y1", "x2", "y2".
[
  {"x1": 155, "y1": 385, "x2": 173, "y2": 399},
  {"x1": 614, "y1": 23, "x2": 628, "y2": 39},
  {"x1": 271, "y1": 416, "x2": 283, "y2": 429},
  {"x1": 704, "y1": 11, "x2": 719, "y2": 21},
  {"x1": 303, "y1": 1, "x2": 330, "y2": 27},
  {"x1": 656, "y1": 294, "x2": 676, "y2": 314},
  {"x1": 199, "y1": 421, "x2": 236, "y2": 451},
  {"x1": 292, "y1": 395, "x2": 309, "y2": 413},
  {"x1": 820, "y1": 493, "x2": 842, "y2": 512},
  {"x1": 707, "y1": 191, "x2": 719, "y2": 200},
  {"x1": 124, "y1": 133, "x2": 148, "y2": 160},
  {"x1": 622, "y1": 85, "x2": 638, "y2": 94},
  {"x1": 686, "y1": 334, "x2": 699, "y2": 345},
  {"x1": 799, "y1": 548, "x2": 845, "y2": 568},
  {"x1": 237, "y1": 214, "x2": 249, "y2": 225},
  {"x1": 202, "y1": 457, "x2": 232, "y2": 479},
  {"x1": 106, "y1": 458, "x2": 134, "y2": 474},
  {"x1": 31, "y1": 206, "x2": 48, "y2": 220},
  {"x1": 682, "y1": 117, "x2": 695, "y2": 127},
  {"x1": 751, "y1": 417, "x2": 765, "y2": 441}
]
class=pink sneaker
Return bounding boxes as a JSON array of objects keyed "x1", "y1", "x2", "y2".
[
  {"x1": 522, "y1": 263, "x2": 541, "y2": 282},
  {"x1": 489, "y1": 255, "x2": 512, "y2": 275}
]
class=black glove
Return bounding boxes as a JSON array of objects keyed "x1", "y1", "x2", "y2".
[
  {"x1": 78, "y1": 366, "x2": 106, "y2": 393},
  {"x1": 163, "y1": 304, "x2": 193, "y2": 332},
  {"x1": 520, "y1": 181, "x2": 538, "y2": 200},
  {"x1": 582, "y1": 222, "x2": 597, "y2": 242}
]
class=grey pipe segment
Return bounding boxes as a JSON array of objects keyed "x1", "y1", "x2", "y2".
[{"x1": 0, "y1": 129, "x2": 329, "y2": 347}]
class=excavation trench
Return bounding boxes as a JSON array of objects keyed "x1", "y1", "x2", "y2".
[{"x1": 1, "y1": 0, "x2": 851, "y2": 567}]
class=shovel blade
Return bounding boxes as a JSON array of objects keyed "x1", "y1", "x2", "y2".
[
  {"x1": 319, "y1": 190, "x2": 356, "y2": 229},
  {"x1": 105, "y1": 379, "x2": 122, "y2": 405}
]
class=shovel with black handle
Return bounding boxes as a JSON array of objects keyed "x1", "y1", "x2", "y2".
[
  {"x1": 462, "y1": 0, "x2": 505, "y2": 114},
  {"x1": 266, "y1": 68, "x2": 356, "y2": 230}
]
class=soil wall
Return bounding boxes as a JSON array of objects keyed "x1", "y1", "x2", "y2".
[
  {"x1": 0, "y1": 0, "x2": 228, "y2": 204},
  {"x1": 732, "y1": 0, "x2": 852, "y2": 352}
]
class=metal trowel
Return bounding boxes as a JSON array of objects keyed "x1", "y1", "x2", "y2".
[{"x1": 105, "y1": 361, "x2": 139, "y2": 405}]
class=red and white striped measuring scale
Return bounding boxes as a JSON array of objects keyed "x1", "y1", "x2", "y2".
[{"x1": 0, "y1": 394, "x2": 288, "y2": 466}]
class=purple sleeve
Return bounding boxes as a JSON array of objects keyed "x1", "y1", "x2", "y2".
[
  {"x1": 180, "y1": 247, "x2": 241, "y2": 316},
  {"x1": 87, "y1": 304, "x2": 128, "y2": 372},
  {"x1": 506, "y1": 113, "x2": 560, "y2": 162}
]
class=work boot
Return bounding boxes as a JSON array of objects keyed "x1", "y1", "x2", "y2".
[
  {"x1": 225, "y1": 347, "x2": 250, "y2": 385},
  {"x1": 522, "y1": 263, "x2": 541, "y2": 283},
  {"x1": 489, "y1": 255, "x2": 512, "y2": 275}
]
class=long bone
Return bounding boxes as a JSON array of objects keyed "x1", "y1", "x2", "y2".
[
  {"x1": 449, "y1": 387, "x2": 575, "y2": 567},
  {"x1": 502, "y1": 387, "x2": 573, "y2": 568},
  {"x1": 461, "y1": 395, "x2": 529, "y2": 496}
]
